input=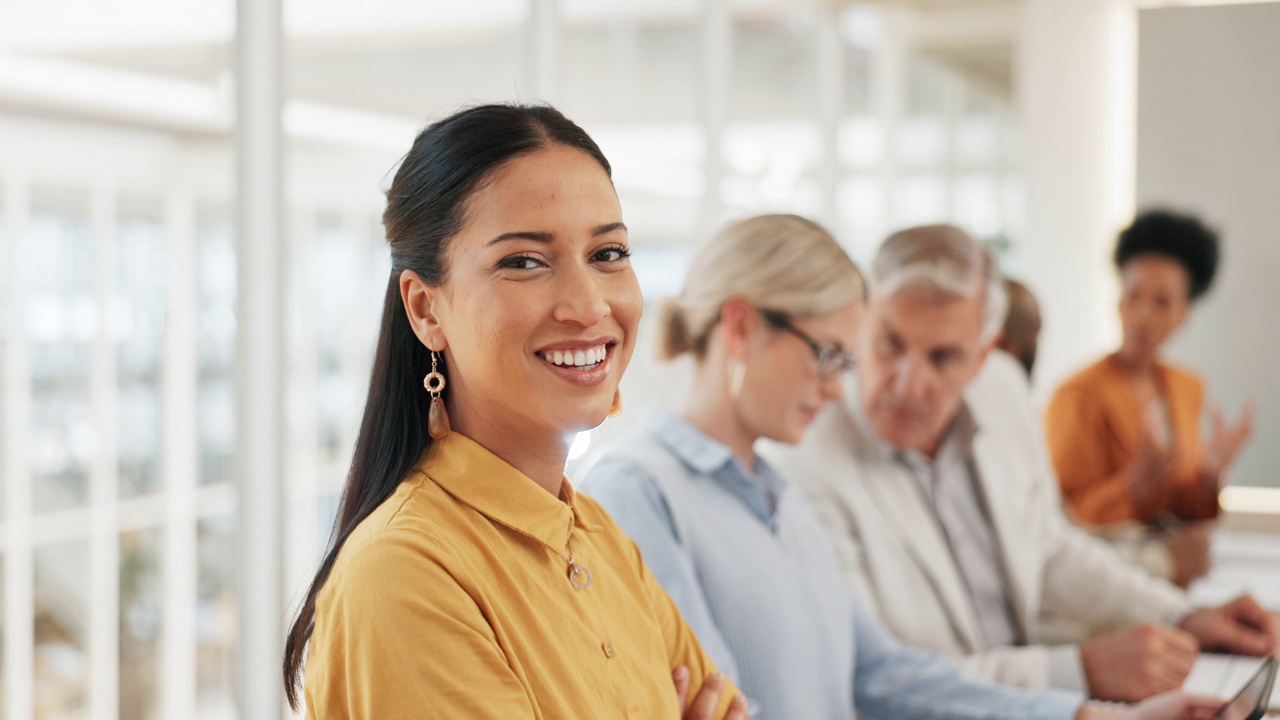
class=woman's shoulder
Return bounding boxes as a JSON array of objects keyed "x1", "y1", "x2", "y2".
[
  {"x1": 1159, "y1": 362, "x2": 1205, "y2": 393},
  {"x1": 323, "y1": 474, "x2": 466, "y2": 594},
  {"x1": 578, "y1": 427, "x2": 670, "y2": 489},
  {"x1": 1058, "y1": 356, "x2": 1119, "y2": 391}
]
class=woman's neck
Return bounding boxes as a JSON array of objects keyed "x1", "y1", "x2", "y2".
[
  {"x1": 1112, "y1": 345, "x2": 1159, "y2": 376},
  {"x1": 681, "y1": 361, "x2": 758, "y2": 470},
  {"x1": 450, "y1": 410, "x2": 568, "y2": 497}
]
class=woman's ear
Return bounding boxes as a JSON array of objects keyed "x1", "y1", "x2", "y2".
[
  {"x1": 718, "y1": 298, "x2": 758, "y2": 359},
  {"x1": 400, "y1": 269, "x2": 448, "y2": 351}
]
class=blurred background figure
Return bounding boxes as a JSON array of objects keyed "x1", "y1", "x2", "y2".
[
  {"x1": 998, "y1": 277, "x2": 1042, "y2": 379},
  {"x1": 1044, "y1": 210, "x2": 1255, "y2": 587}
]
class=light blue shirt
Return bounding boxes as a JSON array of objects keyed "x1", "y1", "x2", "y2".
[{"x1": 580, "y1": 409, "x2": 1083, "y2": 720}]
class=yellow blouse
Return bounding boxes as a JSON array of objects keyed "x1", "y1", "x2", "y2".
[{"x1": 303, "y1": 431, "x2": 737, "y2": 719}]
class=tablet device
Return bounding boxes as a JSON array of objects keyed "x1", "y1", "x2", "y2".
[{"x1": 1211, "y1": 656, "x2": 1278, "y2": 720}]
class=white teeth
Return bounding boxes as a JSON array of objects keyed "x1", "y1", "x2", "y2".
[{"x1": 542, "y1": 345, "x2": 607, "y2": 367}]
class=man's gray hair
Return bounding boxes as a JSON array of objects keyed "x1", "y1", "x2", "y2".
[{"x1": 870, "y1": 224, "x2": 1009, "y2": 342}]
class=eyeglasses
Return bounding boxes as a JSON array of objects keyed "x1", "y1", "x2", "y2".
[{"x1": 758, "y1": 308, "x2": 857, "y2": 379}]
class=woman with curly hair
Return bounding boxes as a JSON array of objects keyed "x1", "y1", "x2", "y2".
[{"x1": 1045, "y1": 210, "x2": 1254, "y2": 587}]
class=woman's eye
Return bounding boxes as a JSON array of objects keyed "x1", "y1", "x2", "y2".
[
  {"x1": 499, "y1": 255, "x2": 543, "y2": 270},
  {"x1": 593, "y1": 246, "x2": 631, "y2": 263}
]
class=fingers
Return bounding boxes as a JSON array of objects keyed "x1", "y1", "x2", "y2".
[
  {"x1": 1184, "y1": 599, "x2": 1277, "y2": 655},
  {"x1": 1179, "y1": 692, "x2": 1229, "y2": 720},
  {"x1": 1162, "y1": 627, "x2": 1199, "y2": 686},
  {"x1": 725, "y1": 693, "x2": 751, "y2": 720},
  {"x1": 1223, "y1": 595, "x2": 1278, "y2": 654},
  {"x1": 1227, "y1": 402, "x2": 1256, "y2": 439},
  {"x1": 1131, "y1": 690, "x2": 1226, "y2": 720},
  {"x1": 1083, "y1": 624, "x2": 1199, "y2": 701},
  {"x1": 685, "y1": 671, "x2": 726, "y2": 720},
  {"x1": 672, "y1": 666, "x2": 690, "y2": 709}
]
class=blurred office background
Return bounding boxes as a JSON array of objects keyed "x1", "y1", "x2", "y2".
[{"x1": 1, "y1": 0, "x2": 1278, "y2": 718}]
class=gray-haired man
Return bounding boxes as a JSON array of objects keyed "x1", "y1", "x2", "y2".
[{"x1": 763, "y1": 224, "x2": 1275, "y2": 702}]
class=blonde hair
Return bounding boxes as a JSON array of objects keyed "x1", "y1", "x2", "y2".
[
  {"x1": 658, "y1": 214, "x2": 866, "y2": 360},
  {"x1": 871, "y1": 224, "x2": 1008, "y2": 342}
]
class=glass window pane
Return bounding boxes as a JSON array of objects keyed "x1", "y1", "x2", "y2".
[
  {"x1": 1, "y1": 553, "x2": 6, "y2": 711},
  {"x1": 730, "y1": 15, "x2": 818, "y2": 122},
  {"x1": 0, "y1": 201, "x2": 7, "y2": 521},
  {"x1": 892, "y1": 173, "x2": 948, "y2": 228},
  {"x1": 119, "y1": 529, "x2": 162, "y2": 720},
  {"x1": 954, "y1": 173, "x2": 1002, "y2": 239},
  {"x1": 559, "y1": 18, "x2": 702, "y2": 247},
  {"x1": 197, "y1": 515, "x2": 235, "y2": 719},
  {"x1": 35, "y1": 539, "x2": 90, "y2": 718},
  {"x1": 561, "y1": 20, "x2": 698, "y2": 125},
  {"x1": 117, "y1": 199, "x2": 167, "y2": 499},
  {"x1": 312, "y1": 220, "x2": 365, "y2": 464},
  {"x1": 29, "y1": 188, "x2": 94, "y2": 514},
  {"x1": 196, "y1": 207, "x2": 235, "y2": 488}
]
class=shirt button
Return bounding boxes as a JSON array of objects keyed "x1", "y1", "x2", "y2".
[{"x1": 602, "y1": 641, "x2": 615, "y2": 658}]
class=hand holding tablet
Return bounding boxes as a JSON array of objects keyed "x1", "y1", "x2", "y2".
[{"x1": 1211, "y1": 656, "x2": 1277, "y2": 720}]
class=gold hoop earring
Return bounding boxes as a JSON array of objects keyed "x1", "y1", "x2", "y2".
[
  {"x1": 424, "y1": 350, "x2": 450, "y2": 439},
  {"x1": 729, "y1": 359, "x2": 746, "y2": 400},
  {"x1": 609, "y1": 389, "x2": 623, "y2": 417}
]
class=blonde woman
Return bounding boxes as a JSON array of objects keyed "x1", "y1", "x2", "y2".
[{"x1": 580, "y1": 214, "x2": 1219, "y2": 720}]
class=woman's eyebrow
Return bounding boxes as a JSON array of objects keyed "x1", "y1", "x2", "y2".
[
  {"x1": 488, "y1": 223, "x2": 626, "y2": 245},
  {"x1": 594, "y1": 222, "x2": 627, "y2": 236},
  {"x1": 487, "y1": 231, "x2": 554, "y2": 245}
]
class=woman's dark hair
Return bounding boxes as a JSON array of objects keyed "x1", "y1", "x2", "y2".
[
  {"x1": 283, "y1": 103, "x2": 611, "y2": 708},
  {"x1": 1114, "y1": 209, "x2": 1220, "y2": 301}
]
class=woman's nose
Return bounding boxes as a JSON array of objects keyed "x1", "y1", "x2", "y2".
[{"x1": 552, "y1": 263, "x2": 611, "y2": 327}]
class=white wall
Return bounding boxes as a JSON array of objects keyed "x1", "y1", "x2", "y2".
[{"x1": 1137, "y1": 3, "x2": 1280, "y2": 488}]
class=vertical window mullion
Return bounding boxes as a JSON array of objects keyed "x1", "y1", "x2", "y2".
[
  {"x1": 4, "y1": 170, "x2": 35, "y2": 720},
  {"x1": 89, "y1": 182, "x2": 120, "y2": 720},
  {"x1": 162, "y1": 191, "x2": 199, "y2": 720},
  {"x1": 285, "y1": 207, "x2": 319, "y2": 625}
]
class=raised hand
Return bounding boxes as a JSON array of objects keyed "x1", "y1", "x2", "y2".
[
  {"x1": 1128, "y1": 419, "x2": 1183, "y2": 516},
  {"x1": 1201, "y1": 403, "x2": 1255, "y2": 488}
]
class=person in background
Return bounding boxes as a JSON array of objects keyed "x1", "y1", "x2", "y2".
[
  {"x1": 999, "y1": 277, "x2": 1042, "y2": 378},
  {"x1": 282, "y1": 103, "x2": 748, "y2": 720},
  {"x1": 581, "y1": 214, "x2": 1219, "y2": 720},
  {"x1": 765, "y1": 224, "x2": 1276, "y2": 705},
  {"x1": 1044, "y1": 210, "x2": 1254, "y2": 588}
]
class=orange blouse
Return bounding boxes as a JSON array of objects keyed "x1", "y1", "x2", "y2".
[{"x1": 1044, "y1": 356, "x2": 1218, "y2": 527}]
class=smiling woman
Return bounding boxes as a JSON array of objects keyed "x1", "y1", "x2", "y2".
[{"x1": 281, "y1": 103, "x2": 748, "y2": 720}]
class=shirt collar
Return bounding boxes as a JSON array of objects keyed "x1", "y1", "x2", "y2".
[
  {"x1": 841, "y1": 379, "x2": 981, "y2": 465},
  {"x1": 895, "y1": 403, "x2": 980, "y2": 472},
  {"x1": 644, "y1": 408, "x2": 788, "y2": 527},
  {"x1": 418, "y1": 432, "x2": 602, "y2": 556},
  {"x1": 647, "y1": 409, "x2": 736, "y2": 475}
]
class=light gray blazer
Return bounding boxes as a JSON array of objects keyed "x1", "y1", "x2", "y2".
[{"x1": 761, "y1": 350, "x2": 1191, "y2": 691}]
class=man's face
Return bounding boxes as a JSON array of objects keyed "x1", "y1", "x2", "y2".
[{"x1": 857, "y1": 288, "x2": 994, "y2": 456}]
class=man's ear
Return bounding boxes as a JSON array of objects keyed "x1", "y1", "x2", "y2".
[
  {"x1": 969, "y1": 332, "x2": 999, "y2": 382},
  {"x1": 400, "y1": 269, "x2": 447, "y2": 351}
]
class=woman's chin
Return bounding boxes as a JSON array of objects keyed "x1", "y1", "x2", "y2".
[{"x1": 553, "y1": 402, "x2": 614, "y2": 434}]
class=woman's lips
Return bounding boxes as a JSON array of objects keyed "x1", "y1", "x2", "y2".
[{"x1": 535, "y1": 343, "x2": 616, "y2": 387}]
